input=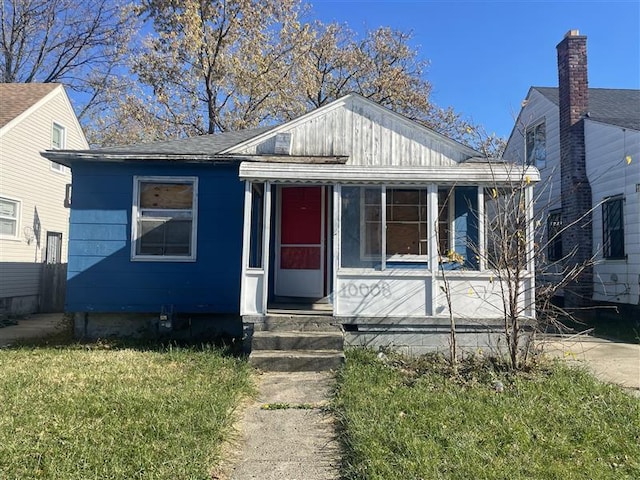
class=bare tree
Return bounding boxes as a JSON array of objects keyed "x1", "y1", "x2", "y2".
[{"x1": 1, "y1": 0, "x2": 136, "y2": 120}]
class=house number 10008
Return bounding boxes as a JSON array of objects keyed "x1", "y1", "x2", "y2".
[{"x1": 339, "y1": 282, "x2": 392, "y2": 298}]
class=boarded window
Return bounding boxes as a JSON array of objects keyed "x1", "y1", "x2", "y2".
[{"x1": 133, "y1": 178, "x2": 197, "y2": 260}]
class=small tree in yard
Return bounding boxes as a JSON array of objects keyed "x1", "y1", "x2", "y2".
[{"x1": 476, "y1": 156, "x2": 596, "y2": 370}]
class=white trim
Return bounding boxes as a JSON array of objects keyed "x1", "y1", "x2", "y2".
[
  {"x1": 239, "y1": 162, "x2": 541, "y2": 185},
  {"x1": 130, "y1": 175, "x2": 198, "y2": 262},
  {"x1": 477, "y1": 186, "x2": 485, "y2": 271},
  {"x1": 240, "y1": 181, "x2": 252, "y2": 316},
  {"x1": 0, "y1": 195, "x2": 21, "y2": 240},
  {"x1": 262, "y1": 182, "x2": 272, "y2": 313},
  {"x1": 0, "y1": 85, "x2": 62, "y2": 138},
  {"x1": 333, "y1": 184, "x2": 341, "y2": 310}
]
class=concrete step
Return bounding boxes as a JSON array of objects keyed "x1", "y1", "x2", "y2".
[
  {"x1": 258, "y1": 315, "x2": 342, "y2": 332},
  {"x1": 249, "y1": 350, "x2": 345, "y2": 372},
  {"x1": 252, "y1": 330, "x2": 344, "y2": 351}
]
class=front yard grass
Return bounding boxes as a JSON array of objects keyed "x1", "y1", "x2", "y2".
[
  {"x1": 334, "y1": 349, "x2": 640, "y2": 480},
  {"x1": 0, "y1": 343, "x2": 253, "y2": 479}
]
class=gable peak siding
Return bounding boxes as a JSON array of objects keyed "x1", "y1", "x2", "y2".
[{"x1": 229, "y1": 95, "x2": 473, "y2": 167}]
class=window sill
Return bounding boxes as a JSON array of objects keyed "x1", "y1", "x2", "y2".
[{"x1": 131, "y1": 256, "x2": 197, "y2": 263}]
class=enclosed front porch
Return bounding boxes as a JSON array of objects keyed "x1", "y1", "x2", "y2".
[{"x1": 239, "y1": 162, "x2": 539, "y2": 324}]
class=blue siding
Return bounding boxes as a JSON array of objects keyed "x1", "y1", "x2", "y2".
[
  {"x1": 66, "y1": 161, "x2": 244, "y2": 313},
  {"x1": 454, "y1": 187, "x2": 479, "y2": 269}
]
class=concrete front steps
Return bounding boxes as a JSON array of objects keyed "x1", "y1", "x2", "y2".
[{"x1": 247, "y1": 314, "x2": 345, "y2": 372}]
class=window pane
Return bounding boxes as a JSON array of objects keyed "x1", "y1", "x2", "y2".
[
  {"x1": 0, "y1": 218, "x2": 16, "y2": 236},
  {"x1": 438, "y1": 188, "x2": 451, "y2": 256},
  {"x1": 547, "y1": 210, "x2": 562, "y2": 262},
  {"x1": 603, "y1": 198, "x2": 624, "y2": 259},
  {"x1": 249, "y1": 183, "x2": 264, "y2": 268},
  {"x1": 138, "y1": 219, "x2": 191, "y2": 256},
  {"x1": 0, "y1": 199, "x2": 17, "y2": 217},
  {"x1": 140, "y1": 183, "x2": 193, "y2": 209},
  {"x1": 386, "y1": 188, "x2": 427, "y2": 257},
  {"x1": 52, "y1": 124, "x2": 64, "y2": 149},
  {"x1": 526, "y1": 122, "x2": 546, "y2": 166},
  {"x1": 341, "y1": 186, "x2": 380, "y2": 268}
]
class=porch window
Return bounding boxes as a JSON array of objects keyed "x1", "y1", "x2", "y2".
[
  {"x1": 132, "y1": 176, "x2": 198, "y2": 261},
  {"x1": 603, "y1": 196, "x2": 624, "y2": 259},
  {"x1": 385, "y1": 188, "x2": 428, "y2": 259},
  {"x1": 484, "y1": 187, "x2": 527, "y2": 270},
  {"x1": 249, "y1": 183, "x2": 265, "y2": 268}
]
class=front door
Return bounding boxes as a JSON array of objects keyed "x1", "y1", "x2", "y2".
[{"x1": 275, "y1": 186, "x2": 324, "y2": 298}]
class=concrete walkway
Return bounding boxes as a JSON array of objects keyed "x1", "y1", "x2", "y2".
[
  {"x1": 226, "y1": 372, "x2": 340, "y2": 480},
  {"x1": 0, "y1": 313, "x2": 67, "y2": 347},
  {"x1": 539, "y1": 335, "x2": 640, "y2": 396}
]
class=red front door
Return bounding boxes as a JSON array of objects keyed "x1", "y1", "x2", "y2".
[{"x1": 275, "y1": 186, "x2": 324, "y2": 298}]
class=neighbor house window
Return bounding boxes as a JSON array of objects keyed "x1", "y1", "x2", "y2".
[
  {"x1": 526, "y1": 121, "x2": 546, "y2": 168},
  {"x1": 0, "y1": 196, "x2": 20, "y2": 238},
  {"x1": 603, "y1": 196, "x2": 624, "y2": 259},
  {"x1": 51, "y1": 122, "x2": 67, "y2": 173},
  {"x1": 132, "y1": 177, "x2": 198, "y2": 261},
  {"x1": 547, "y1": 210, "x2": 563, "y2": 262}
]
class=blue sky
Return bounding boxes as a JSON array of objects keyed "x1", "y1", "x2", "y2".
[{"x1": 307, "y1": 0, "x2": 640, "y2": 139}]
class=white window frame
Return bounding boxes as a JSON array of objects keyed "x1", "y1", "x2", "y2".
[
  {"x1": 0, "y1": 195, "x2": 21, "y2": 240},
  {"x1": 50, "y1": 122, "x2": 68, "y2": 174},
  {"x1": 131, "y1": 176, "x2": 198, "y2": 262},
  {"x1": 525, "y1": 120, "x2": 546, "y2": 168},
  {"x1": 359, "y1": 186, "x2": 430, "y2": 264}
]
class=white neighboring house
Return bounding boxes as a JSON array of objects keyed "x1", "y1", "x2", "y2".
[
  {"x1": 0, "y1": 83, "x2": 88, "y2": 316},
  {"x1": 504, "y1": 86, "x2": 640, "y2": 312}
]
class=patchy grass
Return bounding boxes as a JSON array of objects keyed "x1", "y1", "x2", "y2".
[
  {"x1": 334, "y1": 349, "x2": 640, "y2": 480},
  {"x1": 0, "y1": 343, "x2": 254, "y2": 480}
]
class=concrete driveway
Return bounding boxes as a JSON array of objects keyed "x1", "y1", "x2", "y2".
[
  {"x1": 538, "y1": 335, "x2": 640, "y2": 395},
  {"x1": 0, "y1": 313, "x2": 67, "y2": 347}
]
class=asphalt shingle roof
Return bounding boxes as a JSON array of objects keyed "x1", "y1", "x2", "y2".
[
  {"x1": 534, "y1": 87, "x2": 640, "y2": 130},
  {"x1": 92, "y1": 126, "x2": 276, "y2": 155},
  {"x1": 0, "y1": 83, "x2": 60, "y2": 129}
]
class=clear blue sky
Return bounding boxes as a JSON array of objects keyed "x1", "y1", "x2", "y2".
[{"x1": 307, "y1": 0, "x2": 640, "y2": 139}]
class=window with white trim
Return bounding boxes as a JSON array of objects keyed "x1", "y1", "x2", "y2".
[
  {"x1": 0, "y1": 197, "x2": 20, "y2": 238},
  {"x1": 132, "y1": 177, "x2": 198, "y2": 261},
  {"x1": 603, "y1": 196, "x2": 624, "y2": 260},
  {"x1": 525, "y1": 121, "x2": 546, "y2": 168},
  {"x1": 51, "y1": 122, "x2": 67, "y2": 173}
]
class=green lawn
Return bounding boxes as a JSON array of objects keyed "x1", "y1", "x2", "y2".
[
  {"x1": 334, "y1": 349, "x2": 640, "y2": 480},
  {"x1": 0, "y1": 344, "x2": 253, "y2": 480}
]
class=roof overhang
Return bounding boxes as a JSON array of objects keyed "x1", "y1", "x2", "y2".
[
  {"x1": 40, "y1": 151, "x2": 348, "y2": 168},
  {"x1": 239, "y1": 162, "x2": 541, "y2": 185}
]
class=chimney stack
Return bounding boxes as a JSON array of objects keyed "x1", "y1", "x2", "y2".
[{"x1": 556, "y1": 30, "x2": 593, "y2": 311}]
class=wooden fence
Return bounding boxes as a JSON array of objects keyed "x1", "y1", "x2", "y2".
[{"x1": 40, "y1": 263, "x2": 67, "y2": 313}]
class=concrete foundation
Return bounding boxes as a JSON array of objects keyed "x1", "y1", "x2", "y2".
[
  {"x1": 341, "y1": 317, "x2": 531, "y2": 357},
  {"x1": 73, "y1": 312, "x2": 243, "y2": 342},
  {"x1": 0, "y1": 295, "x2": 40, "y2": 318}
]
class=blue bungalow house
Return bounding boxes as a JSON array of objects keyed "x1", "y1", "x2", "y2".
[{"x1": 43, "y1": 94, "x2": 539, "y2": 353}]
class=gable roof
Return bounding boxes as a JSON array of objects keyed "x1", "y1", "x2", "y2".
[
  {"x1": 222, "y1": 93, "x2": 481, "y2": 159},
  {"x1": 0, "y1": 83, "x2": 61, "y2": 129},
  {"x1": 533, "y1": 87, "x2": 640, "y2": 130},
  {"x1": 91, "y1": 126, "x2": 276, "y2": 155}
]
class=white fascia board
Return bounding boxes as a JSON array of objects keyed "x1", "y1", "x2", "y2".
[
  {"x1": 0, "y1": 85, "x2": 63, "y2": 138},
  {"x1": 239, "y1": 162, "x2": 541, "y2": 185}
]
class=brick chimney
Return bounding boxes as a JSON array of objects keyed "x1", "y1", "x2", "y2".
[{"x1": 557, "y1": 30, "x2": 593, "y2": 311}]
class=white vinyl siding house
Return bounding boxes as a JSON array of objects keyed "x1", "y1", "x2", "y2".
[
  {"x1": 504, "y1": 87, "x2": 640, "y2": 308},
  {"x1": 0, "y1": 83, "x2": 88, "y2": 314},
  {"x1": 586, "y1": 120, "x2": 640, "y2": 305}
]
